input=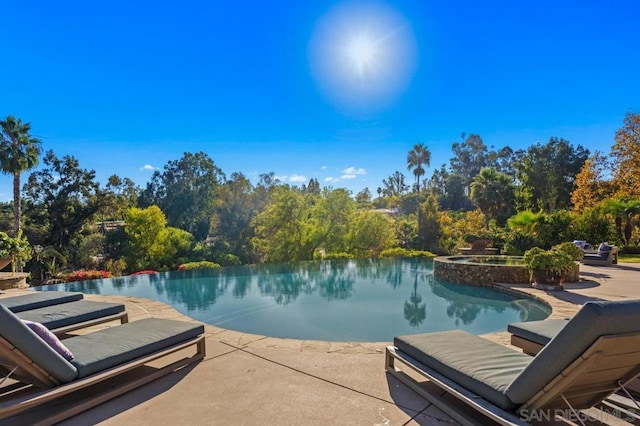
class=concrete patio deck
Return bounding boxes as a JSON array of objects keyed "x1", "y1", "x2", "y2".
[{"x1": 2, "y1": 262, "x2": 640, "y2": 425}]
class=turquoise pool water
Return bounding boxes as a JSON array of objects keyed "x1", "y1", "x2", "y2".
[{"x1": 38, "y1": 258, "x2": 550, "y2": 342}]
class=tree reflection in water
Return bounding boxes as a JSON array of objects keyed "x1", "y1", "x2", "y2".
[
  {"x1": 429, "y1": 280, "x2": 510, "y2": 326},
  {"x1": 35, "y1": 258, "x2": 552, "y2": 341},
  {"x1": 403, "y1": 275, "x2": 426, "y2": 327}
]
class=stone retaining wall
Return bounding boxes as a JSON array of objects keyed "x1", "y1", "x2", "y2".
[
  {"x1": 433, "y1": 256, "x2": 531, "y2": 286},
  {"x1": 433, "y1": 256, "x2": 581, "y2": 286}
]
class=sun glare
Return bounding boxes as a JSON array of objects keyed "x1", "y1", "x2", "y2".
[
  {"x1": 346, "y1": 35, "x2": 378, "y2": 76},
  {"x1": 309, "y1": 1, "x2": 416, "y2": 113}
]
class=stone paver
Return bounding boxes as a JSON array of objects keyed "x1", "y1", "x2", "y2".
[{"x1": 1, "y1": 262, "x2": 638, "y2": 425}]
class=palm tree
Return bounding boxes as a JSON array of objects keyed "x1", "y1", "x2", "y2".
[
  {"x1": 470, "y1": 168, "x2": 515, "y2": 227},
  {"x1": 407, "y1": 144, "x2": 431, "y2": 247},
  {"x1": 602, "y1": 198, "x2": 640, "y2": 245},
  {"x1": 0, "y1": 115, "x2": 42, "y2": 235}
]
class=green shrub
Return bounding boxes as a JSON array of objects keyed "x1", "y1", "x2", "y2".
[
  {"x1": 553, "y1": 242, "x2": 584, "y2": 261},
  {"x1": 0, "y1": 232, "x2": 32, "y2": 263},
  {"x1": 178, "y1": 261, "x2": 221, "y2": 270},
  {"x1": 322, "y1": 252, "x2": 355, "y2": 260},
  {"x1": 380, "y1": 248, "x2": 436, "y2": 259},
  {"x1": 523, "y1": 247, "x2": 575, "y2": 274},
  {"x1": 502, "y1": 232, "x2": 542, "y2": 255}
]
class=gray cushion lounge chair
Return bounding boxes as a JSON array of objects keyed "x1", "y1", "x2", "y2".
[
  {"x1": 0, "y1": 304, "x2": 205, "y2": 424},
  {"x1": 1, "y1": 291, "x2": 84, "y2": 313},
  {"x1": 507, "y1": 318, "x2": 568, "y2": 355},
  {"x1": 386, "y1": 300, "x2": 640, "y2": 425},
  {"x1": 14, "y1": 300, "x2": 128, "y2": 335},
  {"x1": 1, "y1": 291, "x2": 128, "y2": 336}
]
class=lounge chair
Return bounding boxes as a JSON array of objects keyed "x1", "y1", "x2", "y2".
[
  {"x1": 0, "y1": 304, "x2": 205, "y2": 424},
  {"x1": 582, "y1": 242, "x2": 618, "y2": 266},
  {"x1": 13, "y1": 300, "x2": 128, "y2": 336},
  {"x1": 386, "y1": 300, "x2": 640, "y2": 425},
  {"x1": 0, "y1": 291, "x2": 84, "y2": 313},
  {"x1": 509, "y1": 316, "x2": 640, "y2": 396},
  {"x1": 1, "y1": 291, "x2": 128, "y2": 336}
]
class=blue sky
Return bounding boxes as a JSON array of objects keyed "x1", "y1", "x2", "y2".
[{"x1": 1, "y1": 1, "x2": 639, "y2": 202}]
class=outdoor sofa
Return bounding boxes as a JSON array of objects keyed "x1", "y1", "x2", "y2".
[
  {"x1": 0, "y1": 304, "x2": 205, "y2": 424},
  {"x1": 582, "y1": 243, "x2": 618, "y2": 266},
  {"x1": 386, "y1": 300, "x2": 640, "y2": 425}
]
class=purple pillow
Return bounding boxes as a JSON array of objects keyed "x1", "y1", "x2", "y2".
[{"x1": 22, "y1": 320, "x2": 74, "y2": 361}]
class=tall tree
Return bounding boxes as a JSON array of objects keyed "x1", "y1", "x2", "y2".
[
  {"x1": 610, "y1": 112, "x2": 640, "y2": 198},
  {"x1": 141, "y1": 152, "x2": 225, "y2": 239},
  {"x1": 469, "y1": 168, "x2": 516, "y2": 227},
  {"x1": 23, "y1": 151, "x2": 101, "y2": 252},
  {"x1": 407, "y1": 143, "x2": 431, "y2": 199},
  {"x1": 378, "y1": 171, "x2": 409, "y2": 197},
  {"x1": 0, "y1": 115, "x2": 42, "y2": 235},
  {"x1": 515, "y1": 137, "x2": 589, "y2": 212},
  {"x1": 571, "y1": 152, "x2": 613, "y2": 212},
  {"x1": 209, "y1": 172, "x2": 258, "y2": 263},
  {"x1": 407, "y1": 143, "x2": 431, "y2": 238},
  {"x1": 449, "y1": 133, "x2": 488, "y2": 190}
]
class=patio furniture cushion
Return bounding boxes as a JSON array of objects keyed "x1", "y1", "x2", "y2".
[
  {"x1": 0, "y1": 304, "x2": 78, "y2": 383},
  {"x1": 394, "y1": 329, "x2": 532, "y2": 410},
  {"x1": 507, "y1": 318, "x2": 568, "y2": 346},
  {"x1": 22, "y1": 320, "x2": 74, "y2": 361},
  {"x1": 598, "y1": 243, "x2": 613, "y2": 255},
  {"x1": 1, "y1": 291, "x2": 83, "y2": 313},
  {"x1": 16, "y1": 300, "x2": 125, "y2": 330},
  {"x1": 506, "y1": 300, "x2": 640, "y2": 404},
  {"x1": 65, "y1": 318, "x2": 205, "y2": 378}
]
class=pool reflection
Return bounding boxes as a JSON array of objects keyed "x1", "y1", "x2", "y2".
[{"x1": 38, "y1": 258, "x2": 550, "y2": 342}]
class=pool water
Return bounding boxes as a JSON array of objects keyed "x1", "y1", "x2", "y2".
[{"x1": 38, "y1": 258, "x2": 550, "y2": 342}]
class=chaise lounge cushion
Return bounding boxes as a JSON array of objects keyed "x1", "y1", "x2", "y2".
[
  {"x1": 1, "y1": 291, "x2": 83, "y2": 313},
  {"x1": 507, "y1": 319, "x2": 568, "y2": 346},
  {"x1": 16, "y1": 300, "x2": 125, "y2": 330},
  {"x1": 394, "y1": 329, "x2": 532, "y2": 410},
  {"x1": 506, "y1": 300, "x2": 640, "y2": 404},
  {"x1": 0, "y1": 305, "x2": 78, "y2": 383},
  {"x1": 65, "y1": 318, "x2": 204, "y2": 378}
]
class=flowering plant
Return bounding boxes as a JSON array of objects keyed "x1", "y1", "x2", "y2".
[{"x1": 65, "y1": 270, "x2": 111, "y2": 282}]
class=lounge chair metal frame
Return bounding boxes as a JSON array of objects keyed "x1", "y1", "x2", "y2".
[
  {"x1": 0, "y1": 329, "x2": 205, "y2": 424},
  {"x1": 386, "y1": 331, "x2": 640, "y2": 426}
]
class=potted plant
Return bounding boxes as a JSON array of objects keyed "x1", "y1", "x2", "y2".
[
  {"x1": 463, "y1": 232, "x2": 492, "y2": 250},
  {"x1": 0, "y1": 232, "x2": 32, "y2": 272},
  {"x1": 523, "y1": 246, "x2": 576, "y2": 290}
]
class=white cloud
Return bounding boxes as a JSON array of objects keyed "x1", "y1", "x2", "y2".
[
  {"x1": 341, "y1": 174, "x2": 357, "y2": 179},
  {"x1": 324, "y1": 176, "x2": 340, "y2": 183},
  {"x1": 141, "y1": 164, "x2": 157, "y2": 171},
  {"x1": 342, "y1": 166, "x2": 366, "y2": 176},
  {"x1": 290, "y1": 174, "x2": 307, "y2": 183},
  {"x1": 274, "y1": 175, "x2": 288, "y2": 182},
  {"x1": 320, "y1": 165, "x2": 328, "y2": 170}
]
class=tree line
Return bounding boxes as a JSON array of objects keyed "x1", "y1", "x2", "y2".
[{"x1": 0, "y1": 112, "x2": 639, "y2": 282}]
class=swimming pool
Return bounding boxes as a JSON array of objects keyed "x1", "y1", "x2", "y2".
[{"x1": 38, "y1": 258, "x2": 551, "y2": 342}]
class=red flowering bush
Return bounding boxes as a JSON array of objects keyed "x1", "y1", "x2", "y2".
[
  {"x1": 65, "y1": 270, "x2": 111, "y2": 282},
  {"x1": 130, "y1": 270, "x2": 158, "y2": 276}
]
